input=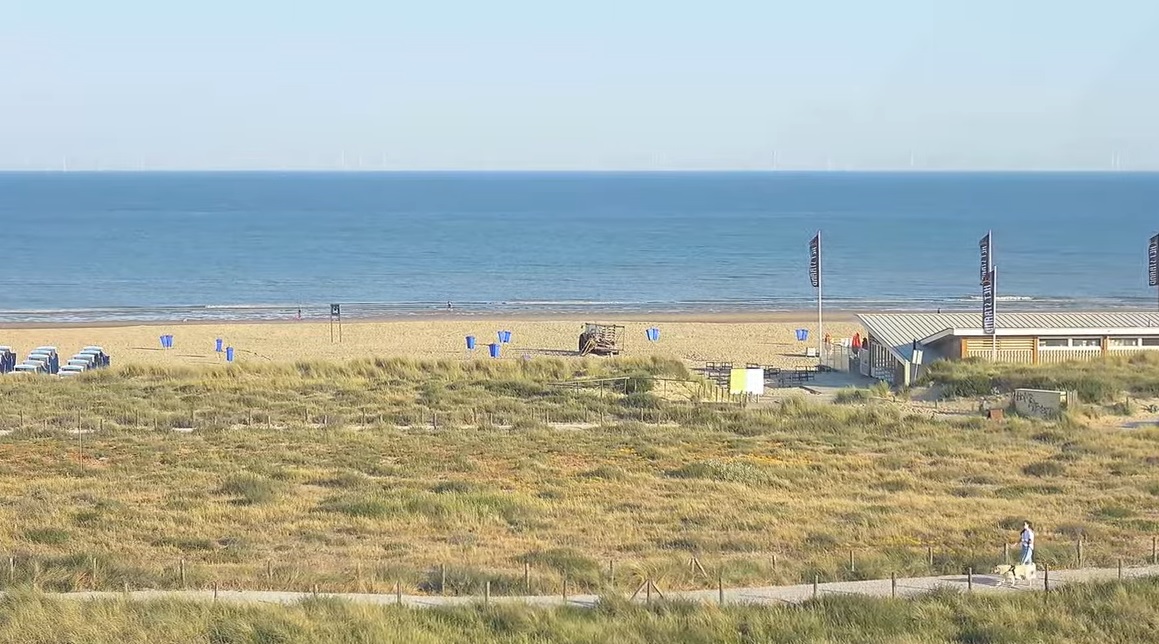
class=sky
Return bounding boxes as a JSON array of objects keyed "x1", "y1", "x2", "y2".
[{"x1": 2, "y1": 1, "x2": 1158, "y2": 171}]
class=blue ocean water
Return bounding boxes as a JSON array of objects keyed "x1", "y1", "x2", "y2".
[{"x1": 0, "y1": 171, "x2": 1156, "y2": 323}]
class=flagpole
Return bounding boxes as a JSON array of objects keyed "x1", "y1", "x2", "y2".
[{"x1": 817, "y1": 231, "x2": 824, "y2": 366}]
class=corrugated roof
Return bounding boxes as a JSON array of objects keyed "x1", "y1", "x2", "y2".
[{"x1": 856, "y1": 311, "x2": 1159, "y2": 363}]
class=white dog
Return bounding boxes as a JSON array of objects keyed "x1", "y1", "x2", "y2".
[{"x1": 993, "y1": 563, "x2": 1037, "y2": 586}]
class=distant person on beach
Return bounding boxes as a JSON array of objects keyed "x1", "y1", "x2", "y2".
[
  {"x1": 297, "y1": 308, "x2": 301, "y2": 320},
  {"x1": 447, "y1": 301, "x2": 453, "y2": 311},
  {"x1": 1017, "y1": 521, "x2": 1035, "y2": 564}
]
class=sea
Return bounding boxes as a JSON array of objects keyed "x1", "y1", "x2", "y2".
[{"x1": 0, "y1": 171, "x2": 1156, "y2": 324}]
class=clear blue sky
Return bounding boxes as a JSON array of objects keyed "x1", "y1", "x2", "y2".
[{"x1": 3, "y1": 1, "x2": 1157, "y2": 170}]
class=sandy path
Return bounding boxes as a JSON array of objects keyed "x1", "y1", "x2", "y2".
[{"x1": 31, "y1": 565, "x2": 1159, "y2": 609}]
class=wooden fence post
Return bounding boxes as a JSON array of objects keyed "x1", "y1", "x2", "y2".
[
  {"x1": 718, "y1": 571, "x2": 724, "y2": 605},
  {"x1": 179, "y1": 558, "x2": 186, "y2": 588},
  {"x1": 646, "y1": 578, "x2": 652, "y2": 604},
  {"x1": 1153, "y1": 536, "x2": 1157, "y2": 565},
  {"x1": 1118, "y1": 558, "x2": 1123, "y2": 581},
  {"x1": 849, "y1": 550, "x2": 855, "y2": 573},
  {"x1": 772, "y1": 553, "x2": 778, "y2": 573},
  {"x1": 213, "y1": 581, "x2": 218, "y2": 601},
  {"x1": 90, "y1": 555, "x2": 97, "y2": 588},
  {"x1": 440, "y1": 564, "x2": 447, "y2": 595},
  {"x1": 562, "y1": 572, "x2": 568, "y2": 601},
  {"x1": 967, "y1": 567, "x2": 973, "y2": 591},
  {"x1": 927, "y1": 545, "x2": 934, "y2": 567},
  {"x1": 1003, "y1": 543, "x2": 1009, "y2": 562},
  {"x1": 890, "y1": 572, "x2": 896, "y2": 598},
  {"x1": 813, "y1": 574, "x2": 819, "y2": 598},
  {"x1": 483, "y1": 580, "x2": 489, "y2": 607},
  {"x1": 524, "y1": 562, "x2": 530, "y2": 594},
  {"x1": 1043, "y1": 564, "x2": 1050, "y2": 593},
  {"x1": 608, "y1": 559, "x2": 614, "y2": 586},
  {"x1": 1077, "y1": 538, "x2": 1084, "y2": 568},
  {"x1": 397, "y1": 581, "x2": 403, "y2": 605}
]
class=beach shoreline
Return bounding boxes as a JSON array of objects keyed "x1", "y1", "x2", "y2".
[{"x1": 0, "y1": 309, "x2": 859, "y2": 330}]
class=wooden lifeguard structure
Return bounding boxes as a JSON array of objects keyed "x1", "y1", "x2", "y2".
[{"x1": 579, "y1": 323, "x2": 624, "y2": 356}]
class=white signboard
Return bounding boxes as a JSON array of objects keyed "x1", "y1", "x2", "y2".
[{"x1": 1013, "y1": 388, "x2": 1064, "y2": 420}]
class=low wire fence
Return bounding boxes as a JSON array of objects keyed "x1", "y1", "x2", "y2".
[{"x1": 3, "y1": 536, "x2": 1156, "y2": 597}]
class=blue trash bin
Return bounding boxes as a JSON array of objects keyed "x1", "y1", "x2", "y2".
[
  {"x1": 225, "y1": 346, "x2": 234, "y2": 362},
  {"x1": 498, "y1": 330, "x2": 512, "y2": 343},
  {"x1": 167, "y1": 334, "x2": 174, "y2": 348},
  {"x1": 160, "y1": 335, "x2": 167, "y2": 349},
  {"x1": 215, "y1": 338, "x2": 223, "y2": 352},
  {"x1": 488, "y1": 343, "x2": 500, "y2": 358},
  {"x1": 795, "y1": 329, "x2": 809, "y2": 342},
  {"x1": 466, "y1": 336, "x2": 476, "y2": 350}
]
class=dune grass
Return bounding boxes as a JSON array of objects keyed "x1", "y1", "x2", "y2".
[
  {"x1": 2, "y1": 577, "x2": 1158, "y2": 643},
  {"x1": 923, "y1": 353, "x2": 1159, "y2": 402},
  {"x1": 0, "y1": 358, "x2": 1155, "y2": 596}
]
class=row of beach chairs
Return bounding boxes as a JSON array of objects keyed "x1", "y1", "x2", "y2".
[{"x1": 1, "y1": 346, "x2": 110, "y2": 376}]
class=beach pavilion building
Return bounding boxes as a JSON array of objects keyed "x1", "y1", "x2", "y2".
[{"x1": 855, "y1": 312, "x2": 1159, "y2": 386}]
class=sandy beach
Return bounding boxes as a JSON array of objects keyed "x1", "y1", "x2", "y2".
[{"x1": 0, "y1": 313, "x2": 861, "y2": 369}]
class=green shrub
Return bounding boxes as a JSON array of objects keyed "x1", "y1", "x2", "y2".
[
  {"x1": 25, "y1": 528, "x2": 71, "y2": 545},
  {"x1": 833, "y1": 388, "x2": 871, "y2": 404},
  {"x1": 218, "y1": 473, "x2": 282, "y2": 505},
  {"x1": 1022, "y1": 461, "x2": 1065, "y2": 478}
]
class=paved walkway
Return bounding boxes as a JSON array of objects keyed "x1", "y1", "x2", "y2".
[{"x1": 26, "y1": 565, "x2": 1159, "y2": 609}]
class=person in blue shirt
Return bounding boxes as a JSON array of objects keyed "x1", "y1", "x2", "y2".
[{"x1": 1018, "y1": 521, "x2": 1035, "y2": 565}]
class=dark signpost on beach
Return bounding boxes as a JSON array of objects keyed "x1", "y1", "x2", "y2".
[
  {"x1": 330, "y1": 303, "x2": 342, "y2": 343},
  {"x1": 980, "y1": 231, "x2": 996, "y2": 360},
  {"x1": 809, "y1": 231, "x2": 823, "y2": 364}
]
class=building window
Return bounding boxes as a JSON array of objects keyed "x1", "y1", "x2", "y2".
[
  {"x1": 1142, "y1": 337, "x2": 1159, "y2": 347},
  {"x1": 1038, "y1": 338, "x2": 1069, "y2": 348},
  {"x1": 1110, "y1": 338, "x2": 1140, "y2": 347},
  {"x1": 1071, "y1": 338, "x2": 1102, "y2": 348}
]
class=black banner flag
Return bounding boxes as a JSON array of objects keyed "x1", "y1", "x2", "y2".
[
  {"x1": 809, "y1": 232, "x2": 820, "y2": 288},
  {"x1": 979, "y1": 231, "x2": 992, "y2": 286},
  {"x1": 1149, "y1": 234, "x2": 1158, "y2": 287},
  {"x1": 982, "y1": 270, "x2": 996, "y2": 335}
]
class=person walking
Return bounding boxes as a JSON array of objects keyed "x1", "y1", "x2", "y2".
[{"x1": 1017, "y1": 521, "x2": 1035, "y2": 565}]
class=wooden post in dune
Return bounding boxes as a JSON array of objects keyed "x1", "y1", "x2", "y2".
[
  {"x1": 179, "y1": 558, "x2": 186, "y2": 588},
  {"x1": 6, "y1": 556, "x2": 12, "y2": 584},
  {"x1": 524, "y1": 562, "x2": 530, "y2": 594},
  {"x1": 266, "y1": 559, "x2": 273, "y2": 587},
  {"x1": 1043, "y1": 564, "x2": 1050, "y2": 593},
  {"x1": 90, "y1": 555, "x2": 97, "y2": 588},
  {"x1": 967, "y1": 567, "x2": 973, "y2": 591},
  {"x1": 608, "y1": 559, "x2": 614, "y2": 586},
  {"x1": 440, "y1": 564, "x2": 447, "y2": 595},
  {"x1": 562, "y1": 572, "x2": 568, "y2": 601},
  {"x1": 1118, "y1": 558, "x2": 1123, "y2": 581},
  {"x1": 718, "y1": 571, "x2": 724, "y2": 605},
  {"x1": 213, "y1": 581, "x2": 218, "y2": 601},
  {"x1": 849, "y1": 550, "x2": 855, "y2": 573},
  {"x1": 927, "y1": 545, "x2": 934, "y2": 568},
  {"x1": 1077, "y1": 538, "x2": 1084, "y2": 568},
  {"x1": 1153, "y1": 536, "x2": 1157, "y2": 565},
  {"x1": 813, "y1": 574, "x2": 819, "y2": 598},
  {"x1": 483, "y1": 580, "x2": 489, "y2": 607},
  {"x1": 890, "y1": 572, "x2": 896, "y2": 598},
  {"x1": 397, "y1": 581, "x2": 403, "y2": 605}
]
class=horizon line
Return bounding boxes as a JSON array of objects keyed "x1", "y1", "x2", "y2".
[{"x1": 1, "y1": 168, "x2": 1157, "y2": 175}]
